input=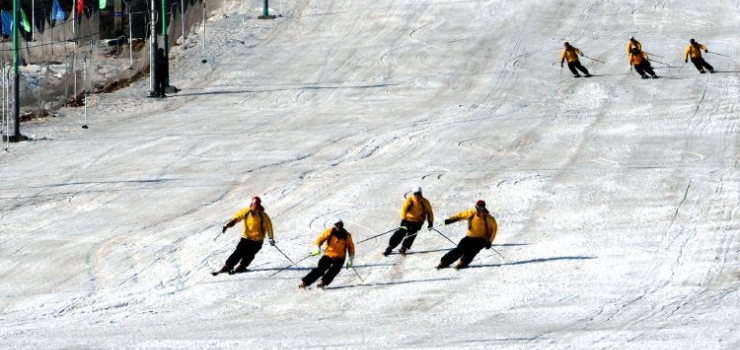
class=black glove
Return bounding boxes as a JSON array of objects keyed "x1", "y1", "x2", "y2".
[
  {"x1": 485, "y1": 241, "x2": 492, "y2": 249},
  {"x1": 444, "y1": 219, "x2": 452, "y2": 225},
  {"x1": 221, "y1": 225, "x2": 227, "y2": 233}
]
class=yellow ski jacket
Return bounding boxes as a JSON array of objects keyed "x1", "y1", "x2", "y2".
[
  {"x1": 684, "y1": 43, "x2": 708, "y2": 60},
  {"x1": 447, "y1": 209, "x2": 498, "y2": 243},
  {"x1": 400, "y1": 196, "x2": 434, "y2": 224},
  {"x1": 626, "y1": 40, "x2": 642, "y2": 55},
  {"x1": 315, "y1": 228, "x2": 355, "y2": 259},
  {"x1": 560, "y1": 47, "x2": 583, "y2": 64},
  {"x1": 226, "y1": 208, "x2": 274, "y2": 241}
]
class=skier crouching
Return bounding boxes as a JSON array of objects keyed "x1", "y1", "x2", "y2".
[
  {"x1": 383, "y1": 187, "x2": 434, "y2": 256},
  {"x1": 215, "y1": 196, "x2": 275, "y2": 275},
  {"x1": 629, "y1": 47, "x2": 658, "y2": 79},
  {"x1": 300, "y1": 219, "x2": 356, "y2": 289},
  {"x1": 560, "y1": 42, "x2": 591, "y2": 78},
  {"x1": 437, "y1": 200, "x2": 497, "y2": 270}
]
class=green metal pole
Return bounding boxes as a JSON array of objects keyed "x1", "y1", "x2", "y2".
[
  {"x1": 161, "y1": 0, "x2": 169, "y2": 86},
  {"x1": 11, "y1": 0, "x2": 20, "y2": 141},
  {"x1": 263, "y1": 0, "x2": 268, "y2": 17}
]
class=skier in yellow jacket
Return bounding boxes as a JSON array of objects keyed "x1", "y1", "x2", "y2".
[
  {"x1": 215, "y1": 196, "x2": 275, "y2": 274},
  {"x1": 684, "y1": 38, "x2": 714, "y2": 74},
  {"x1": 383, "y1": 187, "x2": 434, "y2": 256},
  {"x1": 626, "y1": 36, "x2": 642, "y2": 56},
  {"x1": 560, "y1": 42, "x2": 591, "y2": 78},
  {"x1": 300, "y1": 218, "x2": 356, "y2": 289},
  {"x1": 436, "y1": 200, "x2": 497, "y2": 270},
  {"x1": 629, "y1": 47, "x2": 658, "y2": 79}
]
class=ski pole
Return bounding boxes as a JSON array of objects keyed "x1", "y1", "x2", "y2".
[
  {"x1": 648, "y1": 59, "x2": 671, "y2": 67},
  {"x1": 431, "y1": 227, "x2": 458, "y2": 247},
  {"x1": 706, "y1": 51, "x2": 729, "y2": 57},
  {"x1": 490, "y1": 247, "x2": 505, "y2": 261},
  {"x1": 357, "y1": 227, "x2": 401, "y2": 244},
  {"x1": 270, "y1": 253, "x2": 313, "y2": 277},
  {"x1": 272, "y1": 244, "x2": 297, "y2": 266},
  {"x1": 350, "y1": 266, "x2": 364, "y2": 282},
  {"x1": 644, "y1": 51, "x2": 664, "y2": 58},
  {"x1": 582, "y1": 55, "x2": 604, "y2": 64},
  {"x1": 213, "y1": 229, "x2": 225, "y2": 242}
]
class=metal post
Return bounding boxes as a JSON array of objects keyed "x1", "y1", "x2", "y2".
[
  {"x1": 128, "y1": 7, "x2": 133, "y2": 67},
  {"x1": 180, "y1": 0, "x2": 186, "y2": 39},
  {"x1": 258, "y1": 0, "x2": 274, "y2": 19},
  {"x1": 82, "y1": 52, "x2": 88, "y2": 129},
  {"x1": 32, "y1": 0, "x2": 35, "y2": 41},
  {"x1": 149, "y1": 0, "x2": 158, "y2": 96},
  {"x1": 201, "y1": 2, "x2": 207, "y2": 63},
  {"x1": 11, "y1": 0, "x2": 21, "y2": 142},
  {"x1": 162, "y1": 0, "x2": 170, "y2": 88}
]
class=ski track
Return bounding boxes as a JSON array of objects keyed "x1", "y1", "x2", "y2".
[{"x1": 1, "y1": 0, "x2": 740, "y2": 348}]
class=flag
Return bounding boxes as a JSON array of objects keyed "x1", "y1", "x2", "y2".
[
  {"x1": 77, "y1": 0, "x2": 84, "y2": 15},
  {"x1": 0, "y1": 9, "x2": 31, "y2": 35},
  {"x1": 99, "y1": 0, "x2": 108, "y2": 9},
  {"x1": 0, "y1": 10, "x2": 11, "y2": 36},
  {"x1": 20, "y1": 9, "x2": 31, "y2": 32},
  {"x1": 52, "y1": 0, "x2": 66, "y2": 21}
]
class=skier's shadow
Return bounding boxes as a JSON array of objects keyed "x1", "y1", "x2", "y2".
[
  {"x1": 327, "y1": 277, "x2": 458, "y2": 290},
  {"x1": 468, "y1": 255, "x2": 596, "y2": 269}
]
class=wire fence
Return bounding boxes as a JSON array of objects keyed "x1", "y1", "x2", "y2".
[{"x1": 0, "y1": 0, "x2": 229, "y2": 138}]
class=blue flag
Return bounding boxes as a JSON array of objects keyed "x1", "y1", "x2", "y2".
[
  {"x1": 1, "y1": 10, "x2": 12, "y2": 36},
  {"x1": 52, "y1": 0, "x2": 66, "y2": 21}
]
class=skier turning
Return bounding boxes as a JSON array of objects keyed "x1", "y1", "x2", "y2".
[
  {"x1": 629, "y1": 47, "x2": 658, "y2": 79},
  {"x1": 383, "y1": 187, "x2": 434, "y2": 256},
  {"x1": 300, "y1": 218, "x2": 356, "y2": 289},
  {"x1": 215, "y1": 196, "x2": 275, "y2": 275},
  {"x1": 560, "y1": 42, "x2": 591, "y2": 78},
  {"x1": 684, "y1": 39, "x2": 715, "y2": 74},
  {"x1": 436, "y1": 200, "x2": 497, "y2": 270}
]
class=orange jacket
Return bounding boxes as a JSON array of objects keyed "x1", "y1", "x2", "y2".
[
  {"x1": 400, "y1": 196, "x2": 434, "y2": 224},
  {"x1": 629, "y1": 50, "x2": 649, "y2": 66},
  {"x1": 315, "y1": 228, "x2": 355, "y2": 259},
  {"x1": 226, "y1": 208, "x2": 274, "y2": 241},
  {"x1": 447, "y1": 208, "x2": 498, "y2": 243}
]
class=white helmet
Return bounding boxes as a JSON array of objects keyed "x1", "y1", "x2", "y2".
[
  {"x1": 334, "y1": 218, "x2": 343, "y2": 225},
  {"x1": 413, "y1": 186, "x2": 422, "y2": 195}
]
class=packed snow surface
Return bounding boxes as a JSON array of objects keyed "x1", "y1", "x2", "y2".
[{"x1": 2, "y1": 0, "x2": 739, "y2": 349}]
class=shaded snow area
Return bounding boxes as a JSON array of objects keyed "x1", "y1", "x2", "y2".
[{"x1": 2, "y1": 0, "x2": 740, "y2": 349}]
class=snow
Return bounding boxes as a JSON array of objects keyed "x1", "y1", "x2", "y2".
[{"x1": 2, "y1": 0, "x2": 740, "y2": 348}]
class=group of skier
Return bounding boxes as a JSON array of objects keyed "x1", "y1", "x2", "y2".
[
  {"x1": 560, "y1": 37, "x2": 716, "y2": 79},
  {"x1": 214, "y1": 187, "x2": 498, "y2": 289}
]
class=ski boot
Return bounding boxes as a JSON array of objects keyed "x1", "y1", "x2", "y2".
[{"x1": 382, "y1": 246, "x2": 393, "y2": 256}]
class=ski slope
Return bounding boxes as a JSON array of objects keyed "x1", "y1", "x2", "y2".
[{"x1": 2, "y1": 0, "x2": 740, "y2": 348}]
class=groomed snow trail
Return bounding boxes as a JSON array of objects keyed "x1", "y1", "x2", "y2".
[{"x1": 1, "y1": 0, "x2": 739, "y2": 348}]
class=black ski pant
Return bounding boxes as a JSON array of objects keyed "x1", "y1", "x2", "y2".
[
  {"x1": 225, "y1": 238, "x2": 263, "y2": 268},
  {"x1": 567, "y1": 61, "x2": 589, "y2": 76},
  {"x1": 388, "y1": 220, "x2": 424, "y2": 250},
  {"x1": 439, "y1": 236, "x2": 488, "y2": 268},
  {"x1": 635, "y1": 61, "x2": 656, "y2": 77},
  {"x1": 302, "y1": 255, "x2": 345, "y2": 286},
  {"x1": 690, "y1": 57, "x2": 714, "y2": 72}
]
